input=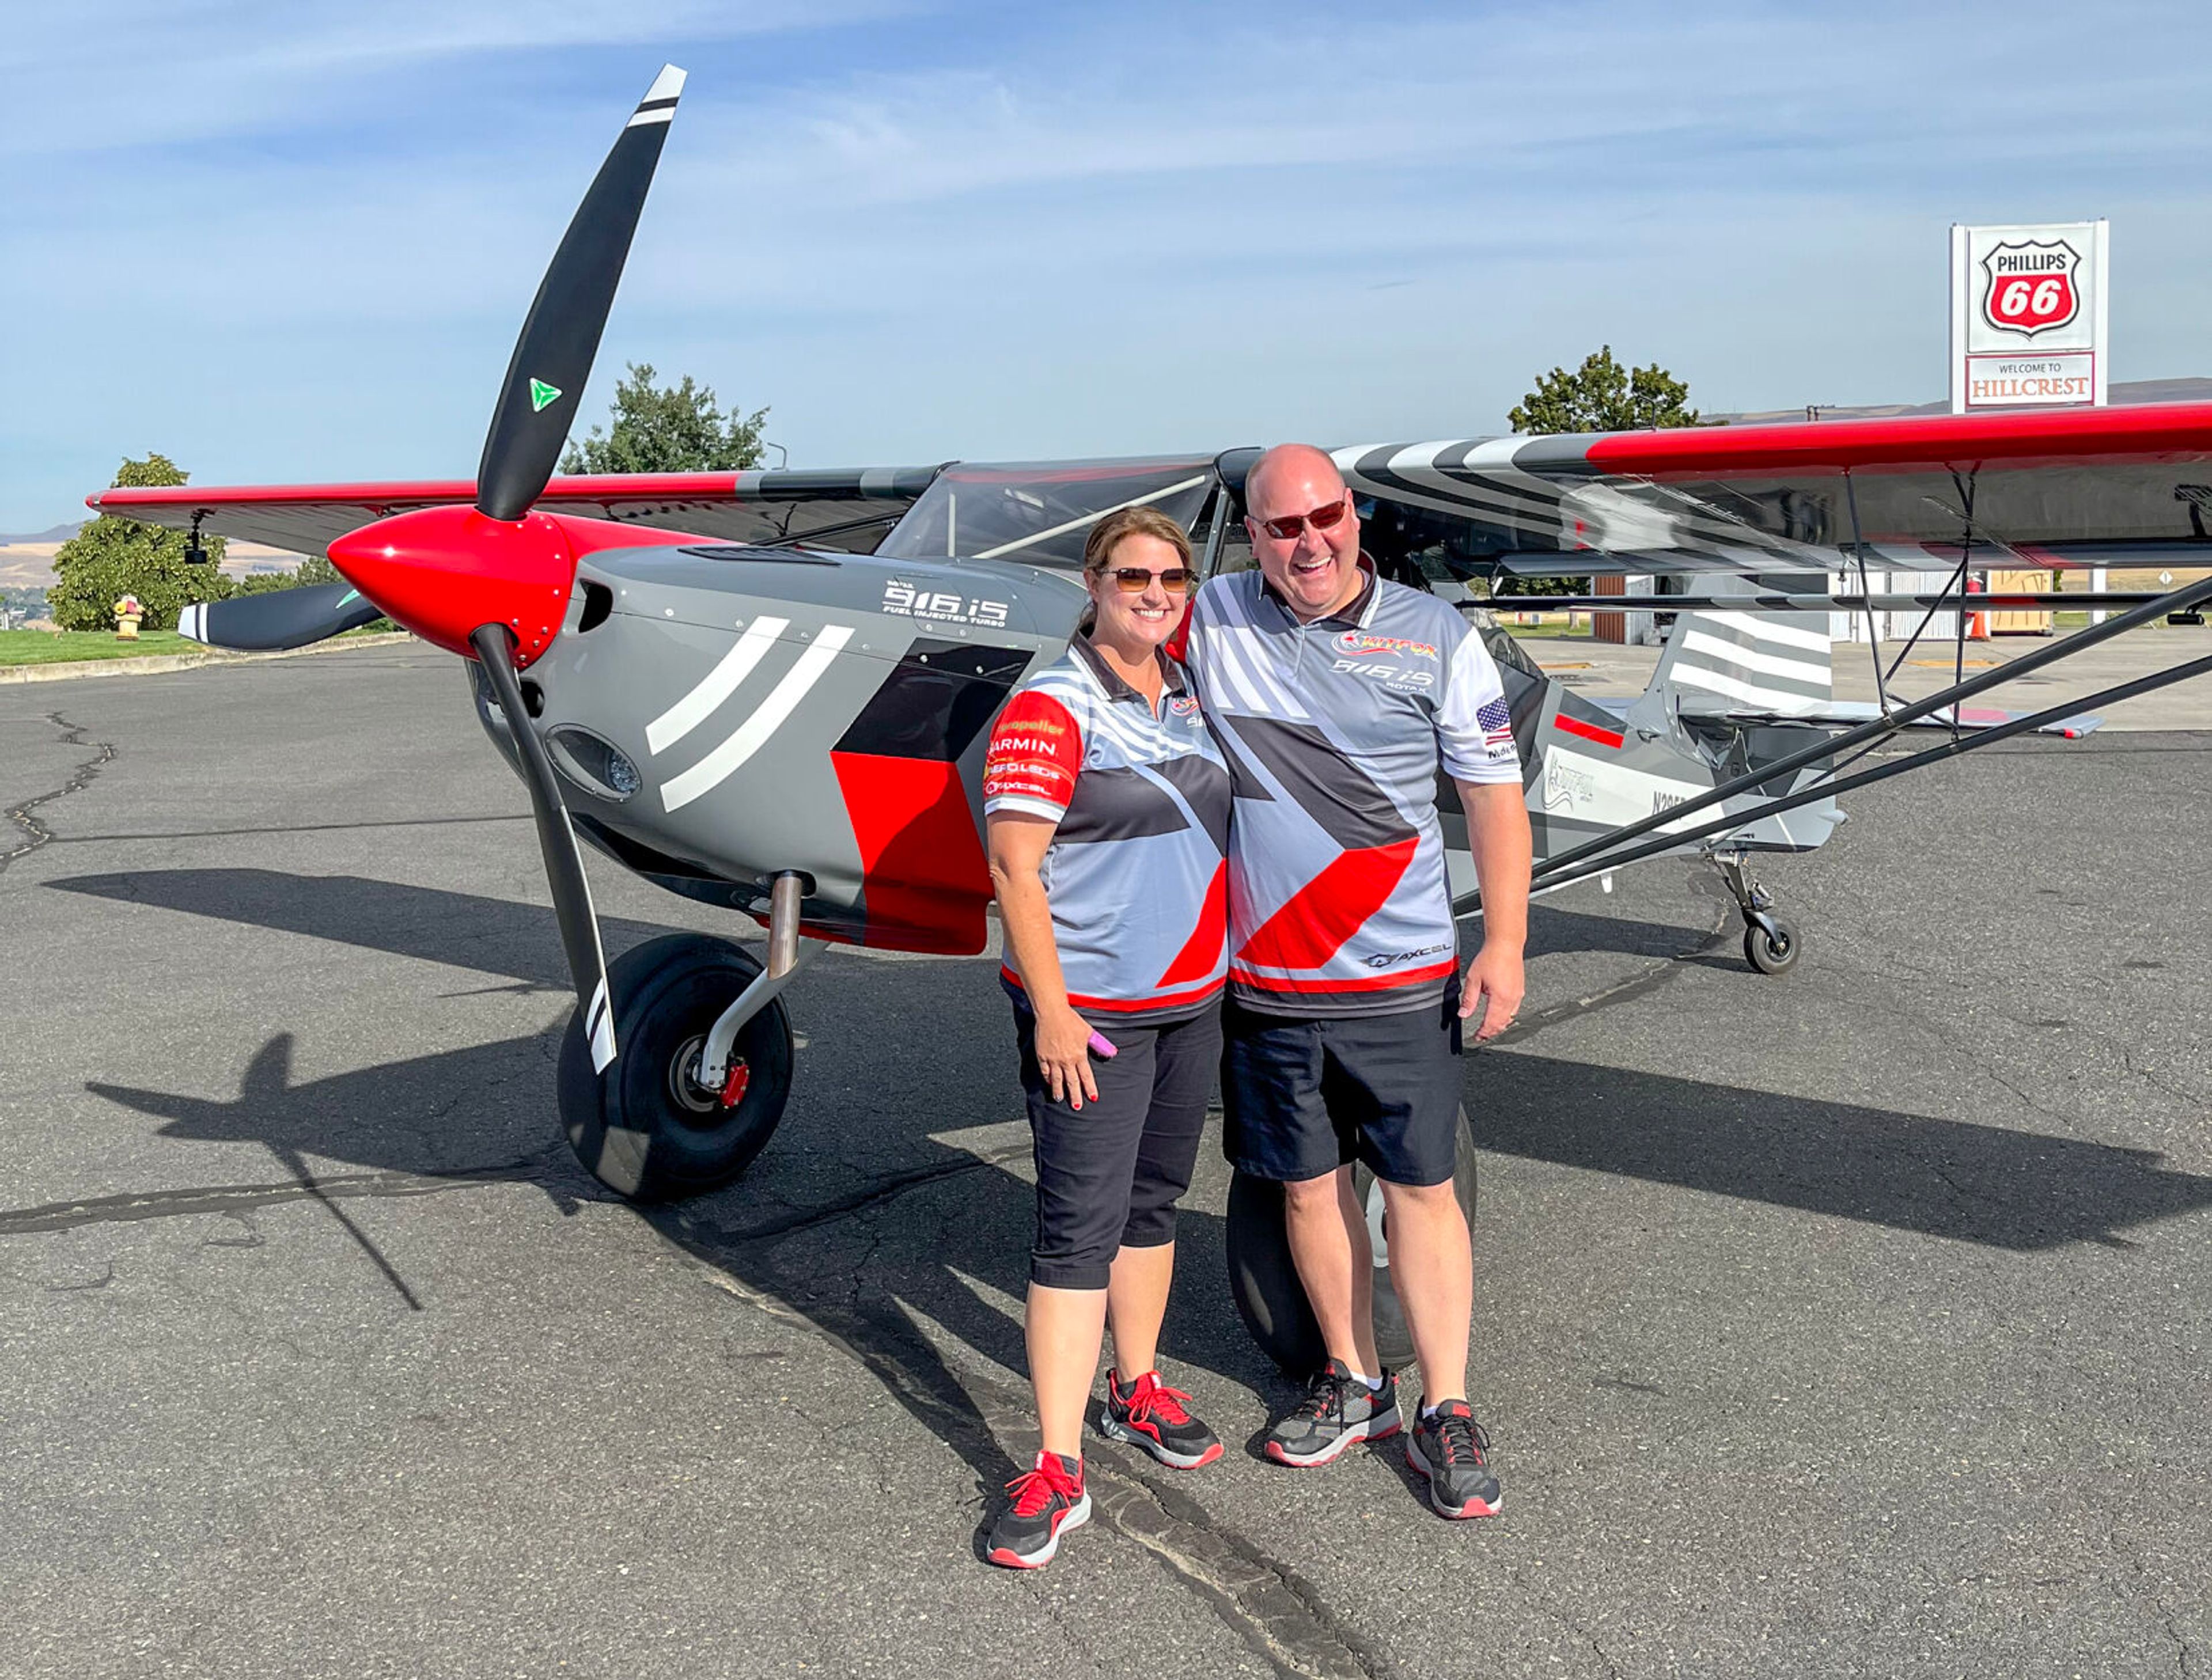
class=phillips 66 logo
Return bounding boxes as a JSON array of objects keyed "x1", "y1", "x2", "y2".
[{"x1": 1980, "y1": 240, "x2": 2081, "y2": 337}]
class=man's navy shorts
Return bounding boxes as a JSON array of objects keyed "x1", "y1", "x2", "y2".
[{"x1": 1222, "y1": 983, "x2": 1463, "y2": 1187}]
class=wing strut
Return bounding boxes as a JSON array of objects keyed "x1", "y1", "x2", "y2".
[
  {"x1": 1471, "y1": 638, "x2": 2212, "y2": 908},
  {"x1": 1456, "y1": 566, "x2": 2212, "y2": 911}
]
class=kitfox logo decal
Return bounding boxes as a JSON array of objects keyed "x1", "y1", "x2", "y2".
[
  {"x1": 1335, "y1": 630, "x2": 1437, "y2": 660},
  {"x1": 1980, "y1": 240, "x2": 2081, "y2": 337}
]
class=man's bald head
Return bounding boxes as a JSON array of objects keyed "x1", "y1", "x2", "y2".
[
  {"x1": 1242, "y1": 442, "x2": 1363, "y2": 622},
  {"x1": 1244, "y1": 443, "x2": 1345, "y2": 521}
]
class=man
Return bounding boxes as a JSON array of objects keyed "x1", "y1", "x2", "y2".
[{"x1": 1176, "y1": 443, "x2": 1531, "y2": 1519}]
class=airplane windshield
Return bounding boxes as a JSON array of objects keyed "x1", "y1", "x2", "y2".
[{"x1": 877, "y1": 458, "x2": 1217, "y2": 569}]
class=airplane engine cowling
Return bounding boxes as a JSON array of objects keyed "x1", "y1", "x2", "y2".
[{"x1": 474, "y1": 543, "x2": 1088, "y2": 954}]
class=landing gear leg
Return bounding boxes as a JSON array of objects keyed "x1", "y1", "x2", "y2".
[
  {"x1": 557, "y1": 871, "x2": 810, "y2": 1201},
  {"x1": 1713, "y1": 851, "x2": 1802, "y2": 977}
]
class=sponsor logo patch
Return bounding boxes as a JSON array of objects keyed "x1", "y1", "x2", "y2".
[
  {"x1": 1365, "y1": 942, "x2": 1452, "y2": 970},
  {"x1": 1336, "y1": 629, "x2": 1437, "y2": 659}
]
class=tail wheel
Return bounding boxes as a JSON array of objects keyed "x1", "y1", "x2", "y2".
[
  {"x1": 1225, "y1": 1105, "x2": 1479, "y2": 1376},
  {"x1": 557, "y1": 932, "x2": 794, "y2": 1202},
  {"x1": 1744, "y1": 916, "x2": 1802, "y2": 977}
]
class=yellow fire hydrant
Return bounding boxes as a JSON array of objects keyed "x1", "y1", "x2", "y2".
[{"x1": 113, "y1": 594, "x2": 144, "y2": 640}]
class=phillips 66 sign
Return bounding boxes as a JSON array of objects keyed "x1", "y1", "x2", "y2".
[{"x1": 1950, "y1": 220, "x2": 2108, "y2": 411}]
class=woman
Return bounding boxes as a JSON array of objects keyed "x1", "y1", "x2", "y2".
[{"x1": 978, "y1": 505, "x2": 1232, "y2": 1570}]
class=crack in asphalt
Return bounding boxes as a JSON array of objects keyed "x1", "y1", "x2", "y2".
[
  {"x1": 0, "y1": 1160, "x2": 555, "y2": 1237},
  {"x1": 656, "y1": 1216, "x2": 1392, "y2": 1680},
  {"x1": 2, "y1": 711, "x2": 116, "y2": 877},
  {"x1": 2111, "y1": 1528, "x2": 2198, "y2": 1679},
  {"x1": 674, "y1": 1144, "x2": 1035, "y2": 1252}
]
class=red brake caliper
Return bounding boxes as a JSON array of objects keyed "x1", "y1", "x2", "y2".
[{"x1": 717, "y1": 1059, "x2": 751, "y2": 1110}]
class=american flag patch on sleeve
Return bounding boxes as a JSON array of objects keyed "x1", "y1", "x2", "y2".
[{"x1": 1477, "y1": 696, "x2": 1514, "y2": 743}]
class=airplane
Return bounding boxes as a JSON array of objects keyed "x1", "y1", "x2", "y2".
[{"x1": 93, "y1": 66, "x2": 2212, "y2": 1372}]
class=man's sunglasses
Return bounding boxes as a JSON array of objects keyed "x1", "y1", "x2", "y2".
[
  {"x1": 1104, "y1": 567, "x2": 1194, "y2": 594},
  {"x1": 1253, "y1": 496, "x2": 1351, "y2": 542}
]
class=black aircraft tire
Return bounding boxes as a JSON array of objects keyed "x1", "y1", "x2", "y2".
[
  {"x1": 558, "y1": 933, "x2": 795, "y2": 1203},
  {"x1": 1225, "y1": 1106, "x2": 1478, "y2": 1377},
  {"x1": 1744, "y1": 917, "x2": 1802, "y2": 977}
]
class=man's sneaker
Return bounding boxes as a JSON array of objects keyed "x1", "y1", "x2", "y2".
[
  {"x1": 1099, "y1": 1368, "x2": 1224, "y2": 1469},
  {"x1": 1406, "y1": 1400, "x2": 1502, "y2": 1518},
  {"x1": 985, "y1": 1451, "x2": 1090, "y2": 1569},
  {"x1": 1263, "y1": 1358, "x2": 1401, "y2": 1467}
]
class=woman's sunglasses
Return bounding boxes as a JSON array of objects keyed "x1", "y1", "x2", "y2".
[
  {"x1": 1255, "y1": 497, "x2": 1350, "y2": 542},
  {"x1": 1103, "y1": 566, "x2": 1194, "y2": 594}
]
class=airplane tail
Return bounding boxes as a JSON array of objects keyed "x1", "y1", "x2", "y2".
[
  {"x1": 1623, "y1": 579, "x2": 1843, "y2": 852},
  {"x1": 1624, "y1": 586, "x2": 1834, "y2": 731}
]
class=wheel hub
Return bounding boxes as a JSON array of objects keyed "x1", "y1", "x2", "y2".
[{"x1": 666, "y1": 1033, "x2": 725, "y2": 1120}]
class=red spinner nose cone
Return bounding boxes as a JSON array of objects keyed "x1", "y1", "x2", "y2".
[{"x1": 328, "y1": 505, "x2": 575, "y2": 665}]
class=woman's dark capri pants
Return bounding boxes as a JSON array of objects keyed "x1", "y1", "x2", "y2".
[{"x1": 1012, "y1": 998, "x2": 1222, "y2": 1291}]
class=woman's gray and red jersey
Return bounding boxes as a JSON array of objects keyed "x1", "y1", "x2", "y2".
[
  {"x1": 983, "y1": 636, "x2": 1233, "y2": 1022},
  {"x1": 1176, "y1": 562, "x2": 1521, "y2": 1017}
]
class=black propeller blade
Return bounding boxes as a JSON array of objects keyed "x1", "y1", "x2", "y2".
[
  {"x1": 454, "y1": 64, "x2": 691, "y2": 1070},
  {"x1": 177, "y1": 583, "x2": 387, "y2": 652},
  {"x1": 475, "y1": 63, "x2": 686, "y2": 522},
  {"x1": 469, "y1": 623, "x2": 616, "y2": 1070}
]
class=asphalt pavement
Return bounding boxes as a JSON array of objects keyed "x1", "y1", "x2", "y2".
[{"x1": 2, "y1": 643, "x2": 2207, "y2": 1680}]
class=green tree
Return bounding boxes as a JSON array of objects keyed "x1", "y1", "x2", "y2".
[
  {"x1": 48, "y1": 454, "x2": 230, "y2": 632},
  {"x1": 1509, "y1": 345, "x2": 1699, "y2": 435},
  {"x1": 560, "y1": 362, "x2": 768, "y2": 474},
  {"x1": 233, "y1": 554, "x2": 343, "y2": 594}
]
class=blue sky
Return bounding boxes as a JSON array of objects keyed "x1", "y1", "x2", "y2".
[{"x1": 6, "y1": 0, "x2": 2211, "y2": 529}]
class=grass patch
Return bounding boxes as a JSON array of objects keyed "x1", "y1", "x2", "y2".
[
  {"x1": 1500, "y1": 618, "x2": 1596, "y2": 641},
  {"x1": 0, "y1": 629, "x2": 211, "y2": 668},
  {"x1": 0, "y1": 626, "x2": 394, "y2": 669}
]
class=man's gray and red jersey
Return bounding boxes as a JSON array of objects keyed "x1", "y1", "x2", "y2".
[
  {"x1": 1178, "y1": 564, "x2": 1521, "y2": 1017},
  {"x1": 983, "y1": 637, "x2": 1232, "y2": 1023}
]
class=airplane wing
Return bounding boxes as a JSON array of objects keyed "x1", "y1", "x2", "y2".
[
  {"x1": 1317, "y1": 401, "x2": 2212, "y2": 578},
  {"x1": 85, "y1": 466, "x2": 945, "y2": 557}
]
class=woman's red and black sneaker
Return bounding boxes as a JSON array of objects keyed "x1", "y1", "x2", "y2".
[
  {"x1": 1098, "y1": 1368, "x2": 1224, "y2": 1469},
  {"x1": 986, "y1": 1451, "x2": 1091, "y2": 1569}
]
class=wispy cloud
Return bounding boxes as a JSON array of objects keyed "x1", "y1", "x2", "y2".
[{"x1": 8, "y1": 0, "x2": 2211, "y2": 526}]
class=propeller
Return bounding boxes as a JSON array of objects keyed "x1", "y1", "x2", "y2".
[
  {"x1": 177, "y1": 583, "x2": 387, "y2": 651},
  {"x1": 478, "y1": 62, "x2": 686, "y2": 522},
  {"x1": 318, "y1": 64, "x2": 691, "y2": 1072}
]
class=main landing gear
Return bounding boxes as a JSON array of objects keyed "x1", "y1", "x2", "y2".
[
  {"x1": 1713, "y1": 852, "x2": 1802, "y2": 977},
  {"x1": 1225, "y1": 1106, "x2": 1479, "y2": 1375},
  {"x1": 558, "y1": 873, "x2": 811, "y2": 1200}
]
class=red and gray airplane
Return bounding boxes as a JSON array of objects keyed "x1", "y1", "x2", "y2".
[{"x1": 97, "y1": 67, "x2": 2212, "y2": 1368}]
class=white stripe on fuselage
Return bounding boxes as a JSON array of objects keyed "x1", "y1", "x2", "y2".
[
  {"x1": 645, "y1": 617, "x2": 789, "y2": 756},
  {"x1": 661, "y1": 627, "x2": 853, "y2": 812}
]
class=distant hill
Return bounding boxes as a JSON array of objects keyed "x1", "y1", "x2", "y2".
[
  {"x1": 0, "y1": 522, "x2": 85, "y2": 547},
  {"x1": 1715, "y1": 377, "x2": 2212, "y2": 424}
]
